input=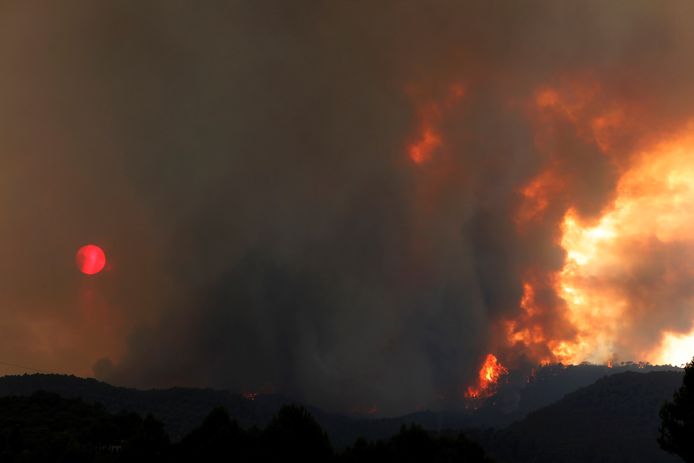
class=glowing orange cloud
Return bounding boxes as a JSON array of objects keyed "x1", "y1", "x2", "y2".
[
  {"x1": 406, "y1": 82, "x2": 466, "y2": 165},
  {"x1": 516, "y1": 169, "x2": 566, "y2": 228},
  {"x1": 409, "y1": 127, "x2": 441, "y2": 164}
]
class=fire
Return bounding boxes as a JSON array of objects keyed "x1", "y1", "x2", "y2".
[
  {"x1": 509, "y1": 123, "x2": 694, "y2": 367},
  {"x1": 465, "y1": 354, "x2": 509, "y2": 399},
  {"x1": 505, "y1": 80, "x2": 694, "y2": 370},
  {"x1": 408, "y1": 77, "x2": 694, "y2": 401},
  {"x1": 651, "y1": 329, "x2": 694, "y2": 366},
  {"x1": 555, "y1": 128, "x2": 694, "y2": 365},
  {"x1": 553, "y1": 208, "x2": 625, "y2": 364}
]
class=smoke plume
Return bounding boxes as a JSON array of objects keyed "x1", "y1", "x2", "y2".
[{"x1": 3, "y1": 1, "x2": 694, "y2": 414}]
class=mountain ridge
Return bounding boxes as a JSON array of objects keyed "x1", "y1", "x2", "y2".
[{"x1": 480, "y1": 370, "x2": 684, "y2": 463}]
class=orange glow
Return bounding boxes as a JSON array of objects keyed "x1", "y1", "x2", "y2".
[
  {"x1": 535, "y1": 88, "x2": 559, "y2": 108},
  {"x1": 406, "y1": 83, "x2": 466, "y2": 164},
  {"x1": 651, "y1": 329, "x2": 694, "y2": 366},
  {"x1": 506, "y1": 124, "x2": 694, "y2": 367},
  {"x1": 533, "y1": 81, "x2": 600, "y2": 125},
  {"x1": 505, "y1": 80, "x2": 694, "y2": 369},
  {"x1": 465, "y1": 354, "x2": 509, "y2": 399},
  {"x1": 404, "y1": 77, "x2": 694, "y2": 399},
  {"x1": 591, "y1": 109, "x2": 626, "y2": 153},
  {"x1": 529, "y1": 78, "x2": 636, "y2": 159},
  {"x1": 516, "y1": 170, "x2": 561, "y2": 227},
  {"x1": 555, "y1": 128, "x2": 694, "y2": 365},
  {"x1": 409, "y1": 127, "x2": 441, "y2": 164}
]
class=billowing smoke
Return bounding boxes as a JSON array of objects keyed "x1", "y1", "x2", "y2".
[{"x1": 3, "y1": 0, "x2": 694, "y2": 415}]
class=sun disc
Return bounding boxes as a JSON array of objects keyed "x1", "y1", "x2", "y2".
[{"x1": 76, "y1": 244, "x2": 106, "y2": 275}]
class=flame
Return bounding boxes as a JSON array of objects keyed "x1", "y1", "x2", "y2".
[
  {"x1": 505, "y1": 79, "x2": 694, "y2": 369},
  {"x1": 552, "y1": 208, "x2": 625, "y2": 364},
  {"x1": 465, "y1": 354, "x2": 509, "y2": 399},
  {"x1": 407, "y1": 77, "x2": 694, "y2": 401},
  {"x1": 555, "y1": 128, "x2": 694, "y2": 365},
  {"x1": 509, "y1": 123, "x2": 694, "y2": 367},
  {"x1": 505, "y1": 276, "x2": 568, "y2": 365}
]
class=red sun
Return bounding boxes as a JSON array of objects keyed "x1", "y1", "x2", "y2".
[{"x1": 76, "y1": 244, "x2": 106, "y2": 275}]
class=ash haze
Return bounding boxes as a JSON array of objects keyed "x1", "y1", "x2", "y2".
[{"x1": 3, "y1": 0, "x2": 694, "y2": 415}]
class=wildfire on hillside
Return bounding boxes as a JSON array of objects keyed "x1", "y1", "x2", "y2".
[
  {"x1": 407, "y1": 77, "x2": 694, "y2": 400},
  {"x1": 465, "y1": 354, "x2": 509, "y2": 399}
]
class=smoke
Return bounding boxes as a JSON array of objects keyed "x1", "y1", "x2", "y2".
[{"x1": 3, "y1": 0, "x2": 694, "y2": 414}]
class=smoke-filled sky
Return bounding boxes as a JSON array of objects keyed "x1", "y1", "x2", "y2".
[{"x1": 4, "y1": 0, "x2": 694, "y2": 415}]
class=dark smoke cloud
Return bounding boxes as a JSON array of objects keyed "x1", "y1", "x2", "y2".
[{"x1": 3, "y1": 0, "x2": 694, "y2": 414}]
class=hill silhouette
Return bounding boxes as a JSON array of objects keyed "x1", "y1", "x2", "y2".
[
  {"x1": 481, "y1": 371, "x2": 684, "y2": 463},
  {"x1": 0, "y1": 374, "x2": 392, "y2": 447},
  {"x1": 0, "y1": 392, "x2": 490, "y2": 462},
  {"x1": 0, "y1": 365, "x2": 683, "y2": 446},
  {"x1": 0, "y1": 374, "x2": 299, "y2": 441}
]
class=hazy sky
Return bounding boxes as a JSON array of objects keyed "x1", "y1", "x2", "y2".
[{"x1": 3, "y1": 0, "x2": 694, "y2": 415}]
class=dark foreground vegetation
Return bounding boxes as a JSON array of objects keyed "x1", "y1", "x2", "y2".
[
  {"x1": 2, "y1": 364, "x2": 693, "y2": 463},
  {"x1": 0, "y1": 392, "x2": 489, "y2": 462},
  {"x1": 659, "y1": 358, "x2": 694, "y2": 462}
]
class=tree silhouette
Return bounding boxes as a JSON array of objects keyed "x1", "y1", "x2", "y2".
[
  {"x1": 176, "y1": 406, "x2": 246, "y2": 461},
  {"x1": 262, "y1": 404, "x2": 333, "y2": 462},
  {"x1": 0, "y1": 390, "x2": 494, "y2": 462},
  {"x1": 341, "y1": 424, "x2": 491, "y2": 463},
  {"x1": 121, "y1": 413, "x2": 170, "y2": 461},
  {"x1": 659, "y1": 357, "x2": 694, "y2": 462},
  {"x1": 0, "y1": 391, "x2": 170, "y2": 462},
  {"x1": 389, "y1": 424, "x2": 437, "y2": 462}
]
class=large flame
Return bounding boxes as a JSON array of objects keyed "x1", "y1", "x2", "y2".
[
  {"x1": 406, "y1": 77, "x2": 694, "y2": 401},
  {"x1": 507, "y1": 83, "x2": 694, "y2": 368},
  {"x1": 465, "y1": 354, "x2": 509, "y2": 399},
  {"x1": 556, "y1": 128, "x2": 694, "y2": 366}
]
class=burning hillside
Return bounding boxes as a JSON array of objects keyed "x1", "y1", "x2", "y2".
[{"x1": 408, "y1": 77, "x2": 694, "y2": 399}]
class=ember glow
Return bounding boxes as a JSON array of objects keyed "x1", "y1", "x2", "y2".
[{"x1": 465, "y1": 354, "x2": 509, "y2": 399}]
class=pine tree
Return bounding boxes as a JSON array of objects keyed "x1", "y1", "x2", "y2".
[{"x1": 659, "y1": 357, "x2": 694, "y2": 462}]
